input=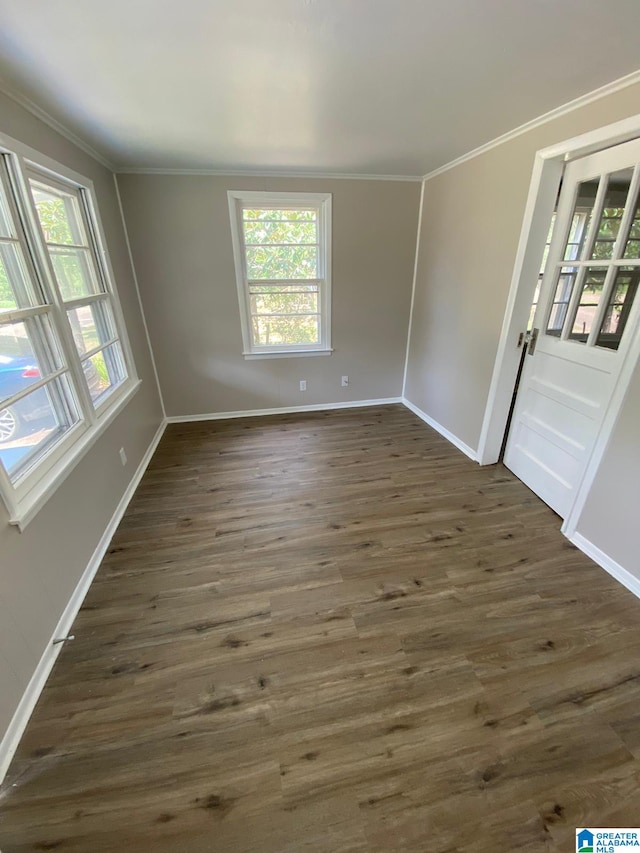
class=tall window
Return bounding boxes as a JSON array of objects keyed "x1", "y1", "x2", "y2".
[
  {"x1": 228, "y1": 191, "x2": 332, "y2": 357},
  {"x1": 0, "y1": 143, "x2": 137, "y2": 527},
  {"x1": 28, "y1": 174, "x2": 127, "y2": 404}
]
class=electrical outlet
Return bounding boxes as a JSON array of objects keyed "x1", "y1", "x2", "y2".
[
  {"x1": 341, "y1": 375, "x2": 349, "y2": 387},
  {"x1": 299, "y1": 380, "x2": 307, "y2": 391},
  {"x1": 119, "y1": 447, "x2": 127, "y2": 466}
]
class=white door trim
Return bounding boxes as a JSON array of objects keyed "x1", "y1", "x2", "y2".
[{"x1": 477, "y1": 112, "x2": 640, "y2": 535}]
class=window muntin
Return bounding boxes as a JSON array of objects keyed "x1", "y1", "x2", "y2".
[
  {"x1": 0, "y1": 375, "x2": 79, "y2": 480},
  {"x1": 563, "y1": 180, "x2": 598, "y2": 261},
  {"x1": 0, "y1": 145, "x2": 136, "y2": 523},
  {"x1": 0, "y1": 161, "x2": 81, "y2": 484},
  {"x1": 589, "y1": 168, "x2": 634, "y2": 260},
  {"x1": 544, "y1": 166, "x2": 640, "y2": 352},
  {"x1": 27, "y1": 171, "x2": 127, "y2": 408},
  {"x1": 623, "y1": 192, "x2": 640, "y2": 259},
  {"x1": 568, "y1": 267, "x2": 607, "y2": 342},
  {"x1": 30, "y1": 179, "x2": 103, "y2": 300},
  {"x1": 229, "y1": 192, "x2": 331, "y2": 356},
  {"x1": 546, "y1": 266, "x2": 578, "y2": 336},
  {"x1": 83, "y1": 342, "x2": 126, "y2": 405}
]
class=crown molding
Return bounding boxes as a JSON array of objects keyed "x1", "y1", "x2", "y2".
[
  {"x1": 422, "y1": 67, "x2": 640, "y2": 182},
  {"x1": 0, "y1": 76, "x2": 116, "y2": 172},
  {"x1": 115, "y1": 166, "x2": 422, "y2": 182}
]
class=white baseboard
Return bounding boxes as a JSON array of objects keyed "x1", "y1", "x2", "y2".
[
  {"x1": 165, "y1": 398, "x2": 403, "y2": 423},
  {"x1": 0, "y1": 419, "x2": 166, "y2": 784},
  {"x1": 401, "y1": 398, "x2": 478, "y2": 461},
  {"x1": 569, "y1": 532, "x2": 640, "y2": 601},
  {"x1": 166, "y1": 399, "x2": 480, "y2": 466}
]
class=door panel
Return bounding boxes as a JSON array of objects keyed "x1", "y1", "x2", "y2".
[
  {"x1": 522, "y1": 393, "x2": 593, "y2": 458},
  {"x1": 510, "y1": 418, "x2": 581, "y2": 489},
  {"x1": 505, "y1": 137, "x2": 640, "y2": 518}
]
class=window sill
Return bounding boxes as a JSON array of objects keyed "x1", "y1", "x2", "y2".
[
  {"x1": 242, "y1": 349, "x2": 333, "y2": 360},
  {"x1": 7, "y1": 379, "x2": 142, "y2": 532}
]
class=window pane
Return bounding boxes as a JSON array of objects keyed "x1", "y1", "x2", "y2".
[
  {"x1": 0, "y1": 374, "x2": 80, "y2": 482},
  {"x1": 568, "y1": 268, "x2": 607, "y2": 342},
  {"x1": 83, "y1": 342, "x2": 125, "y2": 405},
  {"x1": 243, "y1": 209, "x2": 316, "y2": 221},
  {"x1": 563, "y1": 180, "x2": 598, "y2": 261},
  {"x1": 0, "y1": 241, "x2": 43, "y2": 312},
  {"x1": 251, "y1": 315, "x2": 319, "y2": 346},
  {"x1": 246, "y1": 245, "x2": 317, "y2": 279},
  {"x1": 67, "y1": 301, "x2": 114, "y2": 356},
  {"x1": 623, "y1": 188, "x2": 640, "y2": 259},
  {"x1": 0, "y1": 182, "x2": 14, "y2": 239},
  {"x1": 546, "y1": 266, "x2": 578, "y2": 336},
  {"x1": 250, "y1": 290, "x2": 318, "y2": 315},
  {"x1": 590, "y1": 168, "x2": 633, "y2": 260},
  {"x1": 596, "y1": 267, "x2": 640, "y2": 351},
  {"x1": 0, "y1": 323, "x2": 42, "y2": 398},
  {"x1": 0, "y1": 317, "x2": 63, "y2": 401},
  {"x1": 29, "y1": 182, "x2": 86, "y2": 246},
  {"x1": 49, "y1": 247, "x2": 102, "y2": 301},
  {"x1": 243, "y1": 219, "x2": 317, "y2": 245}
]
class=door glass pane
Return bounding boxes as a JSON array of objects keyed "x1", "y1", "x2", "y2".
[
  {"x1": 590, "y1": 168, "x2": 634, "y2": 260},
  {"x1": 596, "y1": 267, "x2": 640, "y2": 351},
  {"x1": 0, "y1": 374, "x2": 79, "y2": 482},
  {"x1": 539, "y1": 214, "x2": 556, "y2": 274},
  {"x1": 568, "y1": 268, "x2": 607, "y2": 343},
  {"x1": 546, "y1": 266, "x2": 578, "y2": 336},
  {"x1": 623, "y1": 188, "x2": 640, "y2": 259},
  {"x1": 528, "y1": 280, "x2": 542, "y2": 332},
  {"x1": 563, "y1": 180, "x2": 598, "y2": 260}
]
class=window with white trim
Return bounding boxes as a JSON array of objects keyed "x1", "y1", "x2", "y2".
[
  {"x1": 0, "y1": 143, "x2": 137, "y2": 527},
  {"x1": 227, "y1": 191, "x2": 332, "y2": 357}
]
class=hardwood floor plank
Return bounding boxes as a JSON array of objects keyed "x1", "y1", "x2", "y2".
[{"x1": 1, "y1": 404, "x2": 640, "y2": 851}]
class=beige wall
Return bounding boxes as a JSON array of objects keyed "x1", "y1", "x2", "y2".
[
  {"x1": 578, "y1": 361, "x2": 640, "y2": 574},
  {"x1": 117, "y1": 175, "x2": 420, "y2": 417},
  {"x1": 405, "y1": 81, "x2": 640, "y2": 450},
  {"x1": 403, "y1": 81, "x2": 640, "y2": 579},
  {"x1": 0, "y1": 94, "x2": 163, "y2": 739}
]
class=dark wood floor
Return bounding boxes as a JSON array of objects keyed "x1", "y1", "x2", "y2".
[{"x1": 2, "y1": 404, "x2": 640, "y2": 852}]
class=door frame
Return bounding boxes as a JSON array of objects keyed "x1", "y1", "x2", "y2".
[{"x1": 477, "y1": 112, "x2": 640, "y2": 538}]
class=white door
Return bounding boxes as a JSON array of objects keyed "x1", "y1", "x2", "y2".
[{"x1": 504, "y1": 137, "x2": 640, "y2": 518}]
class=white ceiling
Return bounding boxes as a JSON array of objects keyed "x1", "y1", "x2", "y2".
[{"x1": 0, "y1": 0, "x2": 639, "y2": 176}]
